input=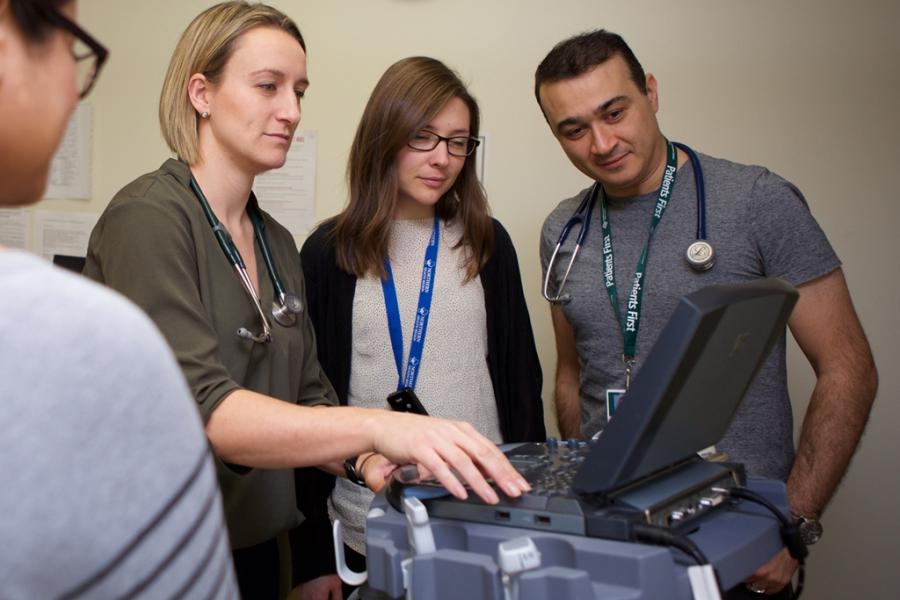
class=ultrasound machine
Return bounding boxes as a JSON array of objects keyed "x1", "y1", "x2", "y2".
[{"x1": 335, "y1": 279, "x2": 808, "y2": 600}]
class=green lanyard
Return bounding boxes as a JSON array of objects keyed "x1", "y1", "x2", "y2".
[{"x1": 599, "y1": 141, "x2": 678, "y2": 388}]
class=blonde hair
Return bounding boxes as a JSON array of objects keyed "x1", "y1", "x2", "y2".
[{"x1": 158, "y1": 1, "x2": 305, "y2": 165}]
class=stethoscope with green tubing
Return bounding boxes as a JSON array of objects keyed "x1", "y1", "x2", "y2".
[{"x1": 189, "y1": 175, "x2": 303, "y2": 344}]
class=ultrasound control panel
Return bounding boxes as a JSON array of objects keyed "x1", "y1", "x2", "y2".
[{"x1": 505, "y1": 439, "x2": 591, "y2": 497}]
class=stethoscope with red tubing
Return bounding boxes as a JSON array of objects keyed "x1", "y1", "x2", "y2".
[
  {"x1": 542, "y1": 141, "x2": 715, "y2": 305},
  {"x1": 189, "y1": 176, "x2": 303, "y2": 343}
]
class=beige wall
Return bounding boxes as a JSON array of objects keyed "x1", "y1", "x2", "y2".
[{"x1": 78, "y1": 0, "x2": 899, "y2": 596}]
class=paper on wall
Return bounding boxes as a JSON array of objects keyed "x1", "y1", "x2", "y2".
[
  {"x1": 33, "y1": 210, "x2": 98, "y2": 261},
  {"x1": 43, "y1": 103, "x2": 92, "y2": 201},
  {"x1": 253, "y1": 129, "x2": 317, "y2": 237},
  {"x1": 0, "y1": 208, "x2": 32, "y2": 250}
]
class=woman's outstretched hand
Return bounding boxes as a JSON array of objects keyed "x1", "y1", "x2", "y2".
[{"x1": 367, "y1": 412, "x2": 530, "y2": 503}]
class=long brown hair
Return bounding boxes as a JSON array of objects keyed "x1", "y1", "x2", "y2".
[{"x1": 334, "y1": 56, "x2": 493, "y2": 281}]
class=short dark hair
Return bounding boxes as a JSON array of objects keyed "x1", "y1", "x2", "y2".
[
  {"x1": 9, "y1": 0, "x2": 70, "y2": 41},
  {"x1": 534, "y1": 29, "x2": 647, "y2": 107}
]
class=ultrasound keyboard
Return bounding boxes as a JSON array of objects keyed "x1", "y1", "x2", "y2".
[{"x1": 505, "y1": 439, "x2": 591, "y2": 496}]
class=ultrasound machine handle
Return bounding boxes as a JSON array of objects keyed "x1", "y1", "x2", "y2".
[{"x1": 333, "y1": 520, "x2": 368, "y2": 587}]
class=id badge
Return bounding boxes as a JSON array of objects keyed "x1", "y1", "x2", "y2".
[{"x1": 606, "y1": 388, "x2": 626, "y2": 420}]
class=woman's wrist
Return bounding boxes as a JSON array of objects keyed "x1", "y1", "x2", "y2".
[
  {"x1": 356, "y1": 452, "x2": 378, "y2": 477},
  {"x1": 343, "y1": 452, "x2": 378, "y2": 486}
]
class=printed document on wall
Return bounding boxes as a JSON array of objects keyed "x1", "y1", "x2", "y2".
[
  {"x1": 253, "y1": 130, "x2": 316, "y2": 237},
  {"x1": 33, "y1": 210, "x2": 97, "y2": 261},
  {"x1": 0, "y1": 208, "x2": 32, "y2": 250},
  {"x1": 43, "y1": 103, "x2": 92, "y2": 200}
]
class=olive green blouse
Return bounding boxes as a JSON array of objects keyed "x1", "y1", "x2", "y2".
[{"x1": 85, "y1": 158, "x2": 337, "y2": 549}]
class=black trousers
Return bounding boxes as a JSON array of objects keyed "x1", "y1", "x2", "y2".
[
  {"x1": 232, "y1": 537, "x2": 280, "y2": 600},
  {"x1": 341, "y1": 544, "x2": 367, "y2": 599}
]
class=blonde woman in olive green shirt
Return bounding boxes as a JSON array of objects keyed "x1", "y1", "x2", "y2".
[{"x1": 84, "y1": 3, "x2": 528, "y2": 598}]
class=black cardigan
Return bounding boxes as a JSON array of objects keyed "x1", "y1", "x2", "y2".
[
  {"x1": 300, "y1": 217, "x2": 545, "y2": 441},
  {"x1": 292, "y1": 218, "x2": 545, "y2": 581}
]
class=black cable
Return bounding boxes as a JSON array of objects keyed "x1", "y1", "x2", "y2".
[
  {"x1": 632, "y1": 522, "x2": 710, "y2": 566},
  {"x1": 718, "y1": 486, "x2": 806, "y2": 600},
  {"x1": 723, "y1": 488, "x2": 789, "y2": 525},
  {"x1": 723, "y1": 487, "x2": 807, "y2": 561},
  {"x1": 632, "y1": 523, "x2": 724, "y2": 597}
]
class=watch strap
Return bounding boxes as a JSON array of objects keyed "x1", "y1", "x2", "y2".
[{"x1": 343, "y1": 456, "x2": 367, "y2": 486}]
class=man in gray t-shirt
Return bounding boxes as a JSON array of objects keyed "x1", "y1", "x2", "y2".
[{"x1": 534, "y1": 30, "x2": 876, "y2": 597}]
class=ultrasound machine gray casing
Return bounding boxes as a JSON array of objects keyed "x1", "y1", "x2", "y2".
[
  {"x1": 354, "y1": 279, "x2": 799, "y2": 599},
  {"x1": 362, "y1": 478, "x2": 787, "y2": 599}
]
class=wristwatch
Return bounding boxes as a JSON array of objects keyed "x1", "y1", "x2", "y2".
[
  {"x1": 793, "y1": 513, "x2": 824, "y2": 545},
  {"x1": 343, "y1": 456, "x2": 367, "y2": 487}
]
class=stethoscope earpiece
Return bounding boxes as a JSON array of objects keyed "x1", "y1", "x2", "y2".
[{"x1": 237, "y1": 327, "x2": 270, "y2": 343}]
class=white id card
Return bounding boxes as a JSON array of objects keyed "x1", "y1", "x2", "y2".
[{"x1": 606, "y1": 389, "x2": 626, "y2": 420}]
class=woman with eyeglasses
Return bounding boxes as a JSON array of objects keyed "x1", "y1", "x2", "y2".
[
  {"x1": 0, "y1": 0, "x2": 239, "y2": 597},
  {"x1": 300, "y1": 57, "x2": 545, "y2": 590},
  {"x1": 82, "y1": 4, "x2": 529, "y2": 598}
]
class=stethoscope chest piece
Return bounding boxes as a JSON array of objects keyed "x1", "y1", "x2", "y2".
[
  {"x1": 272, "y1": 292, "x2": 303, "y2": 327},
  {"x1": 686, "y1": 239, "x2": 715, "y2": 271}
]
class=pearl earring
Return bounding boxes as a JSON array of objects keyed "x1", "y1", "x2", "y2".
[{"x1": 200, "y1": 111, "x2": 210, "y2": 119}]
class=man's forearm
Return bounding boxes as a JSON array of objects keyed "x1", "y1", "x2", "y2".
[
  {"x1": 555, "y1": 378, "x2": 582, "y2": 439},
  {"x1": 787, "y1": 357, "x2": 877, "y2": 516},
  {"x1": 784, "y1": 269, "x2": 878, "y2": 517},
  {"x1": 550, "y1": 305, "x2": 582, "y2": 439}
]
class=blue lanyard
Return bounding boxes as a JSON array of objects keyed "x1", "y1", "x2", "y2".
[{"x1": 381, "y1": 215, "x2": 440, "y2": 391}]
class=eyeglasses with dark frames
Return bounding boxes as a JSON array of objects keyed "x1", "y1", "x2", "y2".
[
  {"x1": 407, "y1": 130, "x2": 481, "y2": 158},
  {"x1": 34, "y1": 3, "x2": 108, "y2": 99}
]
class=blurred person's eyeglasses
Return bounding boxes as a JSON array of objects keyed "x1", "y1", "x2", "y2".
[
  {"x1": 408, "y1": 130, "x2": 481, "y2": 158},
  {"x1": 35, "y1": 3, "x2": 108, "y2": 98}
]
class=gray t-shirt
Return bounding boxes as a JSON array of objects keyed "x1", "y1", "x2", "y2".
[
  {"x1": 0, "y1": 250, "x2": 236, "y2": 598},
  {"x1": 540, "y1": 152, "x2": 839, "y2": 479}
]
